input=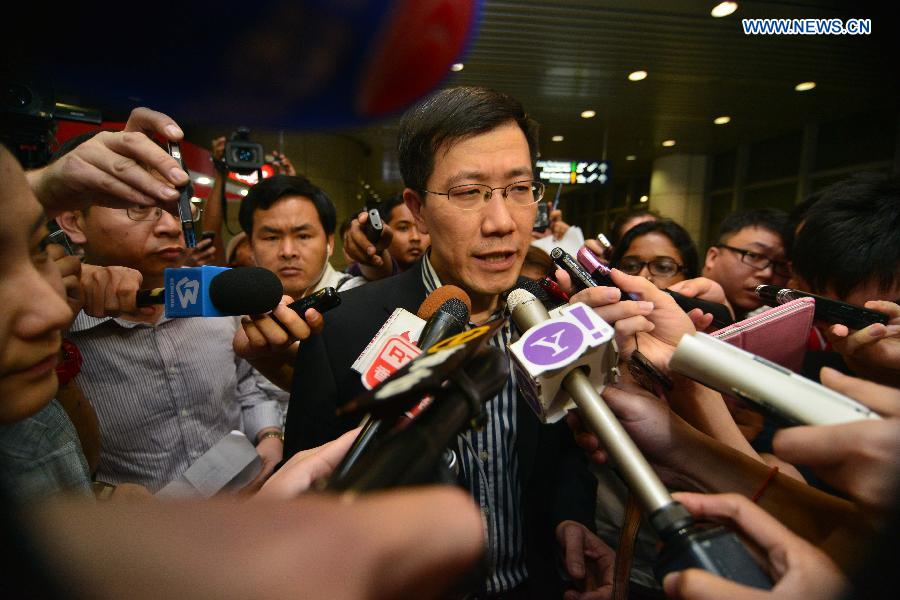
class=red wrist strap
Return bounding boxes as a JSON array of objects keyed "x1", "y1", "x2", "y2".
[
  {"x1": 55, "y1": 338, "x2": 83, "y2": 387},
  {"x1": 751, "y1": 466, "x2": 779, "y2": 502}
]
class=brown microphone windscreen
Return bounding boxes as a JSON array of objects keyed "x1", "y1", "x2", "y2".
[{"x1": 417, "y1": 285, "x2": 472, "y2": 320}]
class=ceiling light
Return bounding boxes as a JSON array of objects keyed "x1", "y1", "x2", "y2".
[
  {"x1": 240, "y1": 188, "x2": 249, "y2": 197},
  {"x1": 795, "y1": 81, "x2": 816, "y2": 92},
  {"x1": 711, "y1": 2, "x2": 738, "y2": 18},
  {"x1": 628, "y1": 70, "x2": 647, "y2": 81},
  {"x1": 639, "y1": 195, "x2": 649, "y2": 203},
  {"x1": 662, "y1": 140, "x2": 676, "y2": 147},
  {"x1": 626, "y1": 155, "x2": 637, "y2": 161},
  {"x1": 580, "y1": 110, "x2": 596, "y2": 119},
  {"x1": 194, "y1": 176, "x2": 213, "y2": 186},
  {"x1": 551, "y1": 135, "x2": 564, "y2": 142},
  {"x1": 714, "y1": 115, "x2": 731, "y2": 125},
  {"x1": 450, "y1": 63, "x2": 464, "y2": 72},
  {"x1": 190, "y1": 197, "x2": 202, "y2": 203}
]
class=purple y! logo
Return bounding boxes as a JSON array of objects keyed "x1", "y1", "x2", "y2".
[{"x1": 521, "y1": 321, "x2": 584, "y2": 367}]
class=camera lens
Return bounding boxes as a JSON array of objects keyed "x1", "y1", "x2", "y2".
[
  {"x1": 4, "y1": 84, "x2": 34, "y2": 109},
  {"x1": 237, "y1": 148, "x2": 255, "y2": 162}
]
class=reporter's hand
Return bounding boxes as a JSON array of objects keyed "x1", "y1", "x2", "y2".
[
  {"x1": 549, "y1": 209, "x2": 571, "y2": 240},
  {"x1": 773, "y1": 368, "x2": 900, "y2": 511},
  {"x1": 823, "y1": 300, "x2": 900, "y2": 387},
  {"x1": 183, "y1": 237, "x2": 216, "y2": 267},
  {"x1": 233, "y1": 295, "x2": 323, "y2": 361},
  {"x1": 29, "y1": 107, "x2": 189, "y2": 214},
  {"x1": 667, "y1": 277, "x2": 735, "y2": 318},
  {"x1": 557, "y1": 267, "x2": 695, "y2": 370},
  {"x1": 47, "y1": 243, "x2": 84, "y2": 316},
  {"x1": 240, "y1": 431, "x2": 284, "y2": 494},
  {"x1": 271, "y1": 151, "x2": 297, "y2": 176},
  {"x1": 78, "y1": 264, "x2": 152, "y2": 318},
  {"x1": 555, "y1": 520, "x2": 615, "y2": 600},
  {"x1": 565, "y1": 378, "x2": 700, "y2": 487},
  {"x1": 256, "y1": 428, "x2": 360, "y2": 499},
  {"x1": 210, "y1": 136, "x2": 225, "y2": 161},
  {"x1": 344, "y1": 210, "x2": 394, "y2": 280},
  {"x1": 663, "y1": 492, "x2": 847, "y2": 600}
]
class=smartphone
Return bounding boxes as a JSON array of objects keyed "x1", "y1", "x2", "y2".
[
  {"x1": 287, "y1": 287, "x2": 342, "y2": 317},
  {"x1": 756, "y1": 285, "x2": 889, "y2": 330},
  {"x1": 44, "y1": 226, "x2": 76, "y2": 256},
  {"x1": 167, "y1": 141, "x2": 197, "y2": 248},
  {"x1": 200, "y1": 230, "x2": 216, "y2": 244},
  {"x1": 533, "y1": 202, "x2": 550, "y2": 232},
  {"x1": 364, "y1": 208, "x2": 384, "y2": 245}
]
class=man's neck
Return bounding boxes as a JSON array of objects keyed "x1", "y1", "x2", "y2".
[{"x1": 469, "y1": 293, "x2": 500, "y2": 325}]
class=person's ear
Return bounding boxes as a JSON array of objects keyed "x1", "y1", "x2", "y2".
[
  {"x1": 703, "y1": 246, "x2": 719, "y2": 273},
  {"x1": 404, "y1": 188, "x2": 429, "y2": 235},
  {"x1": 326, "y1": 234, "x2": 334, "y2": 257},
  {"x1": 56, "y1": 211, "x2": 88, "y2": 245}
]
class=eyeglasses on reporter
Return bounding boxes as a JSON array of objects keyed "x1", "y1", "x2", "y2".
[
  {"x1": 125, "y1": 203, "x2": 203, "y2": 223},
  {"x1": 715, "y1": 244, "x2": 791, "y2": 276},
  {"x1": 419, "y1": 180, "x2": 545, "y2": 211},
  {"x1": 618, "y1": 257, "x2": 685, "y2": 277}
]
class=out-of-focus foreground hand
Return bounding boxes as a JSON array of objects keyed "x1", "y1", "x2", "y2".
[
  {"x1": 78, "y1": 263, "x2": 153, "y2": 318},
  {"x1": 30, "y1": 486, "x2": 485, "y2": 600},
  {"x1": 772, "y1": 367, "x2": 900, "y2": 512},
  {"x1": 662, "y1": 492, "x2": 848, "y2": 600},
  {"x1": 28, "y1": 107, "x2": 189, "y2": 215},
  {"x1": 256, "y1": 428, "x2": 360, "y2": 500}
]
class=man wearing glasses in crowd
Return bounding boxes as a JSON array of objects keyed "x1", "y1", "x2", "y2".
[
  {"x1": 284, "y1": 86, "x2": 603, "y2": 598},
  {"x1": 702, "y1": 208, "x2": 793, "y2": 319},
  {"x1": 54, "y1": 134, "x2": 285, "y2": 494}
]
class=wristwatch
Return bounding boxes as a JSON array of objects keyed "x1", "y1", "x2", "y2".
[{"x1": 258, "y1": 430, "x2": 284, "y2": 443}]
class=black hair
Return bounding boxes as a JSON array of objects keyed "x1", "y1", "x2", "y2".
[
  {"x1": 376, "y1": 193, "x2": 405, "y2": 224},
  {"x1": 239, "y1": 174, "x2": 336, "y2": 236},
  {"x1": 51, "y1": 129, "x2": 107, "y2": 161},
  {"x1": 715, "y1": 207, "x2": 791, "y2": 246},
  {"x1": 609, "y1": 208, "x2": 659, "y2": 246},
  {"x1": 611, "y1": 219, "x2": 699, "y2": 278},
  {"x1": 792, "y1": 173, "x2": 900, "y2": 299},
  {"x1": 397, "y1": 86, "x2": 539, "y2": 194}
]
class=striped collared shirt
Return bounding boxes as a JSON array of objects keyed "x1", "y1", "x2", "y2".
[
  {"x1": 68, "y1": 312, "x2": 284, "y2": 492},
  {"x1": 420, "y1": 254, "x2": 527, "y2": 594}
]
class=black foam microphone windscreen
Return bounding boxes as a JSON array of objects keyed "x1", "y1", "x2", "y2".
[{"x1": 208, "y1": 267, "x2": 283, "y2": 315}]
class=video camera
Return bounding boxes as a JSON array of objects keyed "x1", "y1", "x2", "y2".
[{"x1": 224, "y1": 127, "x2": 265, "y2": 175}]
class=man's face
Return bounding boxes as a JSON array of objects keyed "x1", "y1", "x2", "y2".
[
  {"x1": 406, "y1": 121, "x2": 536, "y2": 307},
  {"x1": 249, "y1": 196, "x2": 332, "y2": 299},
  {"x1": 63, "y1": 205, "x2": 186, "y2": 283},
  {"x1": 703, "y1": 226, "x2": 789, "y2": 313},
  {"x1": 386, "y1": 202, "x2": 429, "y2": 268},
  {"x1": 0, "y1": 150, "x2": 73, "y2": 423}
]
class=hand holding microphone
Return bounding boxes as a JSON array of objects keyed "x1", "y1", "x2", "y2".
[{"x1": 507, "y1": 286, "x2": 772, "y2": 589}]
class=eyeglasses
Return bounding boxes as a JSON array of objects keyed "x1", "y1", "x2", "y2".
[
  {"x1": 421, "y1": 180, "x2": 545, "y2": 211},
  {"x1": 618, "y1": 257, "x2": 684, "y2": 277},
  {"x1": 125, "y1": 204, "x2": 202, "y2": 223},
  {"x1": 716, "y1": 244, "x2": 791, "y2": 277}
]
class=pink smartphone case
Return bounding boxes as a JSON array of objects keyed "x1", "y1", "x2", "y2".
[{"x1": 712, "y1": 297, "x2": 815, "y2": 373}]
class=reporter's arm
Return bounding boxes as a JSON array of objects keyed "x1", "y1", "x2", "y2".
[{"x1": 26, "y1": 487, "x2": 485, "y2": 600}]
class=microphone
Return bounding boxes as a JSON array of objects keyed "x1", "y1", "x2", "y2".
[
  {"x1": 669, "y1": 332, "x2": 881, "y2": 425},
  {"x1": 756, "y1": 284, "x2": 889, "y2": 330},
  {"x1": 333, "y1": 286, "x2": 472, "y2": 480},
  {"x1": 506, "y1": 288, "x2": 772, "y2": 589},
  {"x1": 160, "y1": 265, "x2": 284, "y2": 317},
  {"x1": 329, "y1": 344, "x2": 509, "y2": 492},
  {"x1": 416, "y1": 286, "x2": 473, "y2": 351}
]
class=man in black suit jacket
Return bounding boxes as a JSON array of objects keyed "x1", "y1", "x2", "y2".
[{"x1": 285, "y1": 87, "x2": 608, "y2": 598}]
